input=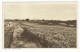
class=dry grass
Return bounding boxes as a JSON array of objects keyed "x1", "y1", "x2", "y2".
[{"x1": 18, "y1": 21, "x2": 76, "y2": 48}]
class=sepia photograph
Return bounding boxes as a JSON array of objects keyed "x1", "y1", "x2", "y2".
[{"x1": 3, "y1": 2, "x2": 77, "y2": 48}]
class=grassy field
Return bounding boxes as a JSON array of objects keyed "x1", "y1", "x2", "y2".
[{"x1": 4, "y1": 20, "x2": 77, "y2": 48}]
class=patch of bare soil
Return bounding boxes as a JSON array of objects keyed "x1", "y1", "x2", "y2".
[{"x1": 11, "y1": 26, "x2": 42, "y2": 48}]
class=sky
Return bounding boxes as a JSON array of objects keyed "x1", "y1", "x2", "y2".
[{"x1": 3, "y1": 2, "x2": 77, "y2": 20}]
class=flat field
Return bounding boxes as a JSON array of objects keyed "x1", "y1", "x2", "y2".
[{"x1": 4, "y1": 20, "x2": 76, "y2": 48}]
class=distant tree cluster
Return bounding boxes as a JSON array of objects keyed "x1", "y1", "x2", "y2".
[{"x1": 26, "y1": 19, "x2": 29, "y2": 21}]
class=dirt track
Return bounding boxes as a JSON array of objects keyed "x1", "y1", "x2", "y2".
[{"x1": 5, "y1": 22, "x2": 43, "y2": 48}]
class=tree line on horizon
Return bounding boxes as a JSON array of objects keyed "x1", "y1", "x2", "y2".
[{"x1": 4, "y1": 18, "x2": 76, "y2": 27}]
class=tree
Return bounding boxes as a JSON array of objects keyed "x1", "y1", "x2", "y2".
[{"x1": 26, "y1": 19, "x2": 29, "y2": 21}]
